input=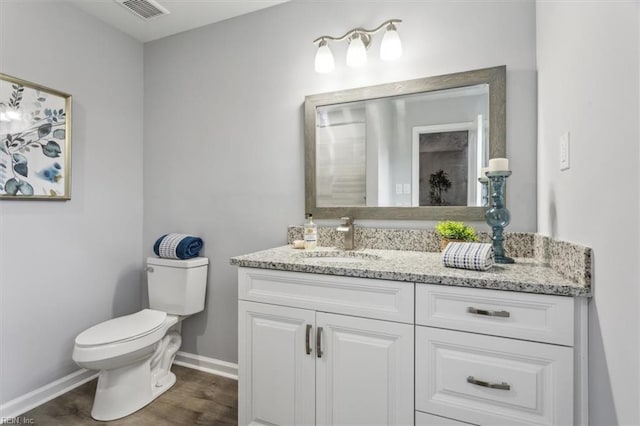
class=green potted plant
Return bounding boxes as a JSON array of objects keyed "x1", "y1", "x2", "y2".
[{"x1": 435, "y1": 221, "x2": 478, "y2": 250}]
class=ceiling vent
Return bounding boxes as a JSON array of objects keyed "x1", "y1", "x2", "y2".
[{"x1": 116, "y1": 0, "x2": 170, "y2": 20}]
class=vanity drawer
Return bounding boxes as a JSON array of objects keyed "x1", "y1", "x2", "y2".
[
  {"x1": 415, "y1": 285, "x2": 574, "y2": 346},
  {"x1": 238, "y1": 268, "x2": 414, "y2": 323},
  {"x1": 415, "y1": 326, "x2": 573, "y2": 426}
]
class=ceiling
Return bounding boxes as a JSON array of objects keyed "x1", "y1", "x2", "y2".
[{"x1": 71, "y1": 0, "x2": 289, "y2": 43}]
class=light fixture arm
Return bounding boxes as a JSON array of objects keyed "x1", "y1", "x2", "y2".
[{"x1": 313, "y1": 19, "x2": 402, "y2": 46}]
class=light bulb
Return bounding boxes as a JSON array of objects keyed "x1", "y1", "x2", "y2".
[
  {"x1": 380, "y1": 24, "x2": 402, "y2": 61},
  {"x1": 346, "y1": 34, "x2": 367, "y2": 67},
  {"x1": 314, "y1": 40, "x2": 335, "y2": 73}
]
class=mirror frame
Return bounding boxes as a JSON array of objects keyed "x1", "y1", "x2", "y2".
[{"x1": 304, "y1": 65, "x2": 506, "y2": 220}]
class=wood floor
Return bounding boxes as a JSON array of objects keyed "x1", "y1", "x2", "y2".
[{"x1": 22, "y1": 366, "x2": 238, "y2": 425}]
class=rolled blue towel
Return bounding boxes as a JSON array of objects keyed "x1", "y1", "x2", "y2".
[
  {"x1": 442, "y1": 242, "x2": 494, "y2": 271},
  {"x1": 153, "y1": 233, "x2": 203, "y2": 260}
]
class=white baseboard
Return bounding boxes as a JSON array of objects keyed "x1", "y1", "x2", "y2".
[
  {"x1": 0, "y1": 369, "x2": 98, "y2": 421},
  {"x1": 173, "y1": 351, "x2": 238, "y2": 380}
]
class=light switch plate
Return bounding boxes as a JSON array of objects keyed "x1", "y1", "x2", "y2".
[
  {"x1": 560, "y1": 132, "x2": 570, "y2": 171},
  {"x1": 403, "y1": 183, "x2": 411, "y2": 194},
  {"x1": 395, "y1": 184, "x2": 403, "y2": 194}
]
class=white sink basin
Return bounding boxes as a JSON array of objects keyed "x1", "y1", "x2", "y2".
[
  {"x1": 304, "y1": 256, "x2": 366, "y2": 264},
  {"x1": 295, "y1": 251, "x2": 381, "y2": 264}
]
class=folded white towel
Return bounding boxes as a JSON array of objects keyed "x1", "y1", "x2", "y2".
[{"x1": 442, "y1": 242, "x2": 494, "y2": 271}]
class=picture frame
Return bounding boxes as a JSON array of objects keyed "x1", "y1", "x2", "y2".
[{"x1": 0, "y1": 73, "x2": 72, "y2": 200}]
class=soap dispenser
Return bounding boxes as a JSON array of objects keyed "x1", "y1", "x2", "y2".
[{"x1": 304, "y1": 213, "x2": 318, "y2": 250}]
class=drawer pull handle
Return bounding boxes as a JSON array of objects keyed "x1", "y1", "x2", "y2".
[
  {"x1": 467, "y1": 376, "x2": 511, "y2": 391},
  {"x1": 316, "y1": 327, "x2": 323, "y2": 358},
  {"x1": 305, "y1": 324, "x2": 312, "y2": 355},
  {"x1": 467, "y1": 307, "x2": 510, "y2": 318}
]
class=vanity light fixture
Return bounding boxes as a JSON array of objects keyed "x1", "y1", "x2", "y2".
[{"x1": 313, "y1": 19, "x2": 402, "y2": 73}]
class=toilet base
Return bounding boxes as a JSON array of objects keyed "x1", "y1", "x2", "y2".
[
  {"x1": 89, "y1": 331, "x2": 182, "y2": 421},
  {"x1": 90, "y1": 359, "x2": 174, "y2": 421}
]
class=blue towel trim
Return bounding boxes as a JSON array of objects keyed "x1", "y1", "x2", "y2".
[{"x1": 153, "y1": 233, "x2": 203, "y2": 260}]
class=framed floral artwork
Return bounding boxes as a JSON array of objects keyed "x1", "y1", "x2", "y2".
[{"x1": 0, "y1": 73, "x2": 72, "y2": 200}]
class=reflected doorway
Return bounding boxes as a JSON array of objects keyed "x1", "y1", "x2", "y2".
[
  {"x1": 419, "y1": 130, "x2": 469, "y2": 206},
  {"x1": 411, "y1": 119, "x2": 485, "y2": 207}
]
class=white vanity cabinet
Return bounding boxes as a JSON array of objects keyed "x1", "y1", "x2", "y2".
[
  {"x1": 414, "y1": 285, "x2": 587, "y2": 426},
  {"x1": 238, "y1": 268, "x2": 415, "y2": 426},
  {"x1": 236, "y1": 266, "x2": 588, "y2": 426}
]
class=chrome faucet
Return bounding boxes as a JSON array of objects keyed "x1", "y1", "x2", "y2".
[{"x1": 337, "y1": 217, "x2": 355, "y2": 250}]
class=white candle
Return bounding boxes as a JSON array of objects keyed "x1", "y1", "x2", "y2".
[
  {"x1": 480, "y1": 167, "x2": 489, "y2": 177},
  {"x1": 488, "y1": 158, "x2": 509, "y2": 172}
]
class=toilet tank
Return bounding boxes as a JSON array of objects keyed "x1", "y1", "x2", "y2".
[{"x1": 146, "y1": 257, "x2": 208, "y2": 315}]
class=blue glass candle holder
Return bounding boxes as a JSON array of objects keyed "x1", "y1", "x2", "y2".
[
  {"x1": 485, "y1": 170, "x2": 514, "y2": 264},
  {"x1": 477, "y1": 176, "x2": 489, "y2": 207}
]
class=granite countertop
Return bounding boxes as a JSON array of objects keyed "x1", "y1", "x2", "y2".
[{"x1": 230, "y1": 245, "x2": 591, "y2": 297}]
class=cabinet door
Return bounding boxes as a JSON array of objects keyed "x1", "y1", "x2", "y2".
[
  {"x1": 316, "y1": 312, "x2": 414, "y2": 426},
  {"x1": 239, "y1": 301, "x2": 316, "y2": 426}
]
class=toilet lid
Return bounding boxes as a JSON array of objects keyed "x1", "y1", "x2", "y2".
[{"x1": 75, "y1": 309, "x2": 167, "y2": 347}]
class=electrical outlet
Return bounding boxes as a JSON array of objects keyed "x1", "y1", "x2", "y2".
[{"x1": 560, "y1": 132, "x2": 570, "y2": 171}]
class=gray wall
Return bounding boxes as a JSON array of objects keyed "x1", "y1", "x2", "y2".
[
  {"x1": 536, "y1": 2, "x2": 640, "y2": 424},
  {"x1": 0, "y1": 2, "x2": 144, "y2": 404},
  {"x1": 144, "y1": 0, "x2": 537, "y2": 363}
]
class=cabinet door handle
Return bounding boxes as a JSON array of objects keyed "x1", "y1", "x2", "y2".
[
  {"x1": 467, "y1": 307, "x2": 510, "y2": 318},
  {"x1": 316, "y1": 327, "x2": 323, "y2": 358},
  {"x1": 467, "y1": 376, "x2": 511, "y2": 391},
  {"x1": 305, "y1": 324, "x2": 312, "y2": 355}
]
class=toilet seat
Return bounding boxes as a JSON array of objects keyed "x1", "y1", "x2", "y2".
[
  {"x1": 76, "y1": 309, "x2": 167, "y2": 347},
  {"x1": 73, "y1": 310, "x2": 178, "y2": 365}
]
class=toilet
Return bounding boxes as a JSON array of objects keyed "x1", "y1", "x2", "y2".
[{"x1": 72, "y1": 256, "x2": 208, "y2": 421}]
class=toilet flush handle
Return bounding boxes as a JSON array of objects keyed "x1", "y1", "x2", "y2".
[{"x1": 145, "y1": 266, "x2": 154, "y2": 272}]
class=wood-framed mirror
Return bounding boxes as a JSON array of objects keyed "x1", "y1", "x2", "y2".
[{"x1": 304, "y1": 65, "x2": 506, "y2": 220}]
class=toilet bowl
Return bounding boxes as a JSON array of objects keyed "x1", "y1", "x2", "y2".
[{"x1": 72, "y1": 257, "x2": 208, "y2": 421}]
